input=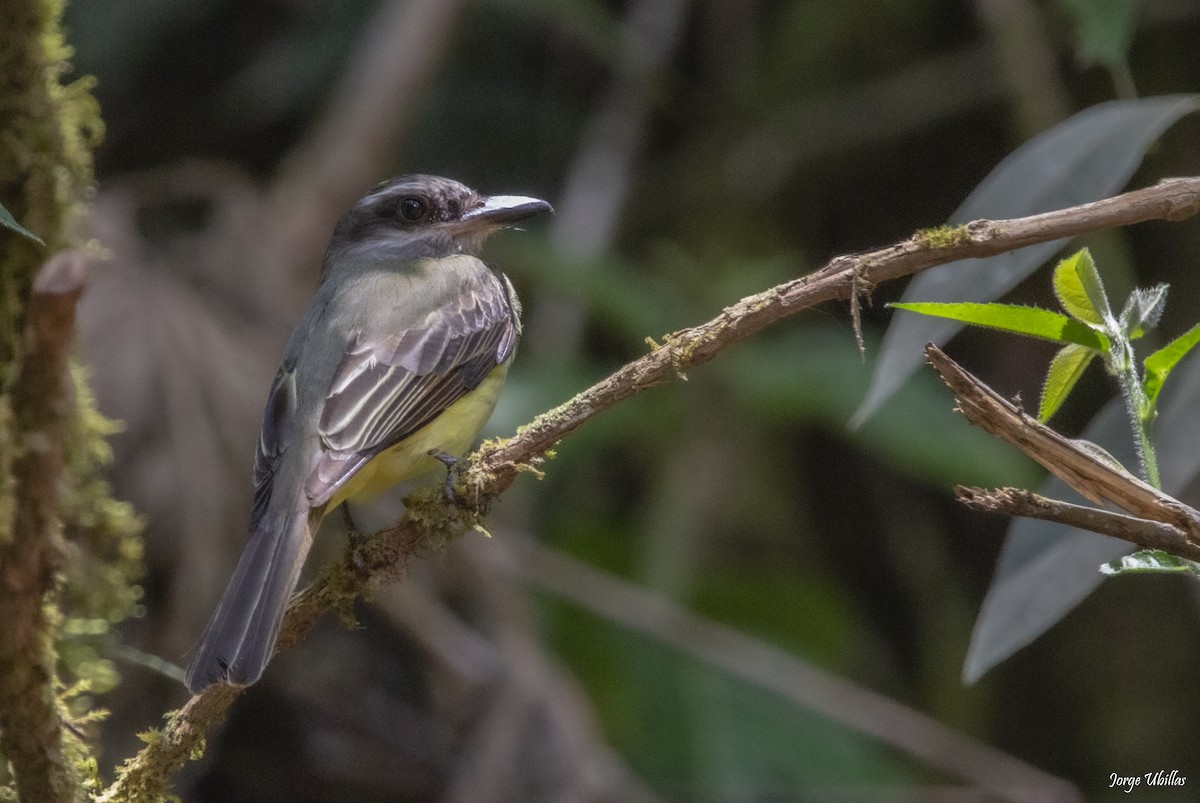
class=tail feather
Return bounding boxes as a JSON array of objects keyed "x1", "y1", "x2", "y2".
[{"x1": 186, "y1": 507, "x2": 314, "y2": 693}]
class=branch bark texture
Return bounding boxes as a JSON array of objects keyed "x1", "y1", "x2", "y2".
[
  {"x1": 925, "y1": 343, "x2": 1200, "y2": 560},
  {"x1": 483, "y1": 177, "x2": 1200, "y2": 485},
  {"x1": 101, "y1": 176, "x2": 1200, "y2": 800},
  {"x1": 523, "y1": 541, "x2": 1080, "y2": 802},
  {"x1": 0, "y1": 2, "x2": 100, "y2": 798},
  {"x1": 0, "y1": 252, "x2": 90, "y2": 803},
  {"x1": 956, "y1": 486, "x2": 1200, "y2": 561},
  {"x1": 259, "y1": 0, "x2": 468, "y2": 319}
]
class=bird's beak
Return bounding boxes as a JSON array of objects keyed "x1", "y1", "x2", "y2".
[{"x1": 461, "y1": 195, "x2": 553, "y2": 228}]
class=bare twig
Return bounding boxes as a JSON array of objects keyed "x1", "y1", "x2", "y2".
[
  {"x1": 100, "y1": 176, "x2": 1200, "y2": 800},
  {"x1": 439, "y1": 540, "x2": 662, "y2": 803},
  {"x1": 258, "y1": 0, "x2": 469, "y2": 317},
  {"x1": 971, "y1": 0, "x2": 1072, "y2": 135},
  {"x1": 519, "y1": 540, "x2": 1080, "y2": 803},
  {"x1": 483, "y1": 178, "x2": 1200, "y2": 486},
  {"x1": 728, "y1": 47, "x2": 1001, "y2": 196},
  {"x1": 956, "y1": 486, "x2": 1200, "y2": 561},
  {"x1": 0, "y1": 251, "x2": 90, "y2": 803},
  {"x1": 925, "y1": 343, "x2": 1200, "y2": 540},
  {"x1": 551, "y1": 0, "x2": 693, "y2": 259},
  {"x1": 532, "y1": 0, "x2": 695, "y2": 361}
]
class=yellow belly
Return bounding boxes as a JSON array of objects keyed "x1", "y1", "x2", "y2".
[{"x1": 327, "y1": 364, "x2": 510, "y2": 509}]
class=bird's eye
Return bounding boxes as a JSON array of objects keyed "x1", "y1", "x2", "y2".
[{"x1": 398, "y1": 197, "x2": 426, "y2": 223}]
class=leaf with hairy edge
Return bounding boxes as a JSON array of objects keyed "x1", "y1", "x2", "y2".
[
  {"x1": 1120, "y1": 284, "x2": 1169, "y2": 340},
  {"x1": 889, "y1": 302, "x2": 1109, "y2": 350},
  {"x1": 1068, "y1": 248, "x2": 1115, "y2": 328},
  {"x1": 1144, "y1": 322, "x2": 1200, "y2": 406},
  {"x1": 1101, "y1": 550, "x2": 1200, "y2": 578},
  {"x1": 0, "y1": 201, "x2": 44, "y2": 245},
  {"x1": 1052, "y1": 251, "x2": 1104, "y2": 326},
  {"x1": 853, "y1": 94, "x2": 1200, "y2": 428},
  {"x1": 1040, "y1": 344, "x2": 1097, "y2": 422}
]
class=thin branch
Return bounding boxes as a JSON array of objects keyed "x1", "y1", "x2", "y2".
[
  {"x1": 518, "y1": 541, "x2": 1081, "y2": 803},
  {"x1": 957, "y1": 486, "x2": 1200, "y2": 561},
  {"x1": 727, "y1": 47, "x2": 1002, "y2": 196},
  {"x1": 258, "y1": 0, "x2": 469, "y2": 318},
  {"x1": 94, "y1": 685, "x2": 242, "y2": 803},
  {"x1": 0, "y1": 250, "x2": 90, "y2": 803},
  {"x1": 550, "y1": 0, "x2": 694, "y2": 260},
  {"x1": 971, "y1": 0, "x2": 1072, "y2": 135},
  {"x1": 531, "y1": 0, "x2": 695, "y2": 361},
  {"x1": 100, "y1": 176, "x2": 1200, "y2": 800},
  {"x1": 924, "y1": 343, "x2": 1200, "y2": 540},
  {"x1": 483, "y1": 177, "x2": 1200, "y2": 484}
]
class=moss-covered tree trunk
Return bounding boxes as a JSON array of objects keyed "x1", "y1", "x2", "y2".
[{"x1": 0, "y1": 1, "x2": 110, "y2": 801}]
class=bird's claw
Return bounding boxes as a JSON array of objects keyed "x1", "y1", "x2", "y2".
[
  {"x1": 340, "y1": 501, "x2": 369, "y2": 576},
  {"x1": 429, "y1": 450, "x2": 462, "y2": 504}
]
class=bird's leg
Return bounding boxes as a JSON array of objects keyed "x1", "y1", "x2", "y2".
[
  {"x1": 429, "y1": 450, "x2": 461, "y2": 503},
  {"x1": 339, "y1": 500, "x2": 359, "y2": 532},
  {"x1": 340, "y1": 501, "x2": 369, "y2": 575},
  {"x1": 430, "y1": 450, "x2": 493, "y2": 513}
]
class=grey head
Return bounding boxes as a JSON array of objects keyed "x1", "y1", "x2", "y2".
[{"x1": 324, "y1": 174, "x2": 552, "y2": 271}]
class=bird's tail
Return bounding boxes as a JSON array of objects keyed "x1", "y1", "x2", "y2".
[{"x1": 186, "y1": 506, "x2": 315, "y2": 693}]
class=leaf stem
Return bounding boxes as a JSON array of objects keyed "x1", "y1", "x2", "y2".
[{"x1": 1114, "y1": 341, "x2": 1160, "y2": 488}]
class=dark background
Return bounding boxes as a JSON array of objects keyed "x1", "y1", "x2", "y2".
[{"x1": 61, "y1": 0, "x2": 1200, "y2": 800}]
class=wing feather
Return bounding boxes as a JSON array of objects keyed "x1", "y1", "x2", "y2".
[
  {"x1": 307, "y1": 268, "x2": 517, "y2": 506},
  {"x1": 249, "y1": 367, "x2": 297, "y2": 528}
]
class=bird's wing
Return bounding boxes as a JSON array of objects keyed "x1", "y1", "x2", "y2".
[
  {"x1": 250, "y1": 364, "x2": 297, "y2": 527},
  {"x1": 303, "y1": 269, "x2": 518, "y2": 507}
]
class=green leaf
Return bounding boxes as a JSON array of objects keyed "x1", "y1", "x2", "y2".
[
  {"x1": 1120, "y1": 284, "x2": 1169, "y2": 339},
  {"x1": 1040, "y1": 343, "x2": 1097, "y2": 422},
  {"x1": 888, "y1": 302, "x2": 1109, "y2": 350},
  {"x1": 0, "y1": 201, "x2": 44, "y2": 245},
  {"x1": 1063, "y1": 248, "x2": 1114, "y2": 326},
  {"x1": 854, "y1": 95, "x2": 1199, "y2": 429},
  {"x1": 1052, "y1": 250, "x2": 1104, "y2": 325},
  {"x1": 1143, "y1": 322, "x2": 1200, "y2": 406},
  {"x1": 1100, "y1": 549, "x2": 1200, "y2": 578}
]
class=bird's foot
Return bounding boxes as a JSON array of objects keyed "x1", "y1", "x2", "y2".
[
  {"x1": 429, "y1": 450, "x2": 462, "y2": 503},
  {"x1": 430, "y1": 450, "x2": 492, "y2": 514},
  {"x1": 340, "y1": 501, "x2": 369, "y2": 576}
]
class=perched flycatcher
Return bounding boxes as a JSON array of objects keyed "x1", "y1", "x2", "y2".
[{"x1": 187, "y1": 175, "x2": 551, "y2": 692}]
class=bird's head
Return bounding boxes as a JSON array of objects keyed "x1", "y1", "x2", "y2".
[{"x1": 326, "y1": 175, "x2": 552, "y2": 267}]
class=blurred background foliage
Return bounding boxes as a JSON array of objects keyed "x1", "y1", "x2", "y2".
[{"x1": 52, "y1": 0, "x2": 1200, "y2": 799}]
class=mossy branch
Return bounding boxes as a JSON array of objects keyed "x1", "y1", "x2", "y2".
[
  {"x1": 1, "y1": 1, "x2": 107, "y2": 800},
  {"x1": 0, "y1": 252, "x2": 90, "y2": 803},
  {"x1": 479, "y1": 177, "x2": 1200, "y2": 481},
  {"x1": 98, "y1": 176, "x2": 1200, "y2": 800}
]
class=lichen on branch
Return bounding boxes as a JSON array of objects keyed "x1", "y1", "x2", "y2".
[{"x1": 99, "y1": 176, "x2": 1200, "y2": 802}]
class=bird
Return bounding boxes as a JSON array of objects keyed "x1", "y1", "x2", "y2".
[{"x1": 186, "y1": 175, "x2": 551, "y2": 693}]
